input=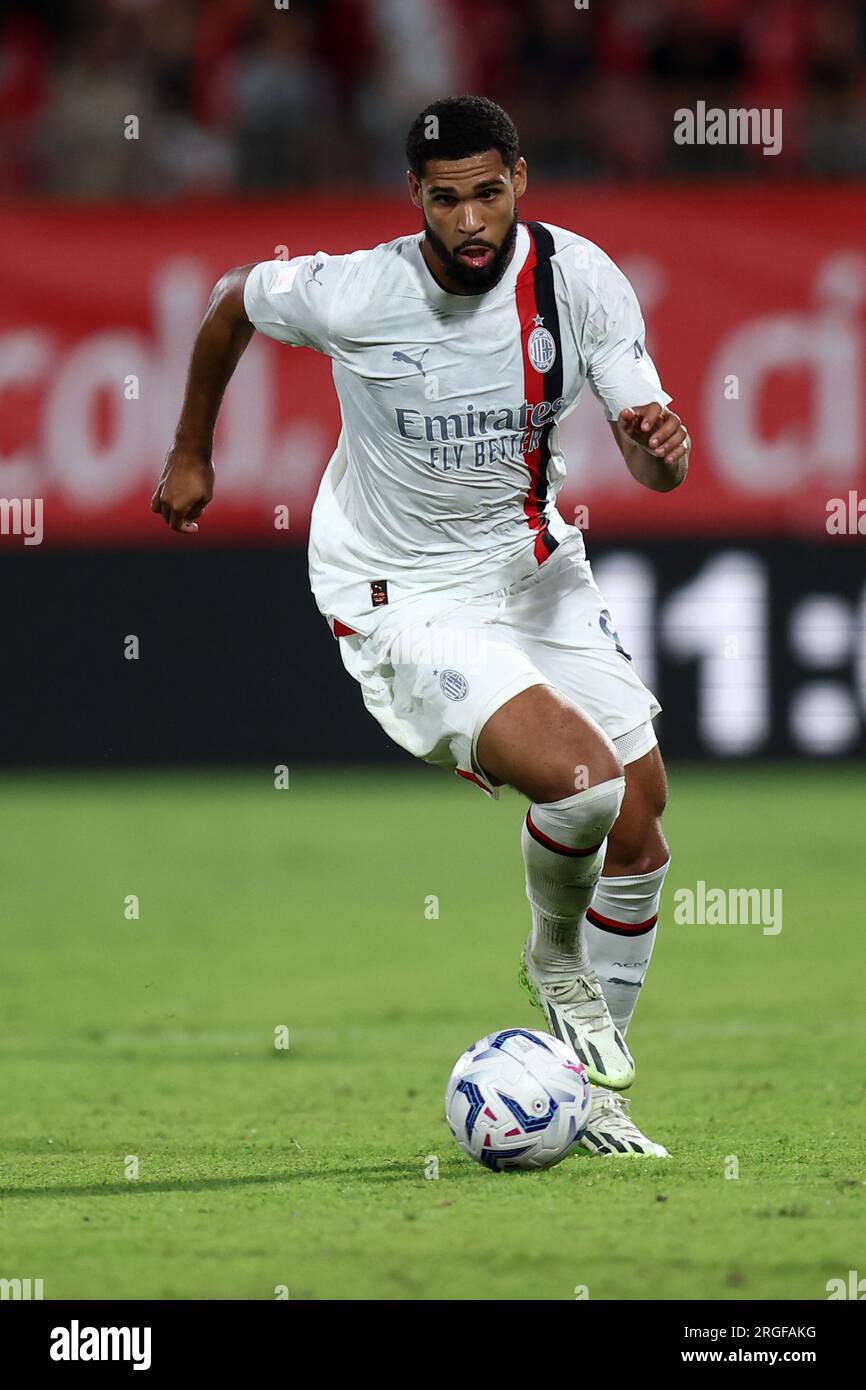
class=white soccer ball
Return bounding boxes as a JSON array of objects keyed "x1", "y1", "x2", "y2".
[{"x1": 445, "y1": 1028, "x2": 592, "y2": 1171}]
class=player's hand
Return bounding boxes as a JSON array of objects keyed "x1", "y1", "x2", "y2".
[
  {"x1": 150, "y1": 446, "x2": 214, "y2": 533},
  {"x1": 618, "y1": 404, "x2": 690, "y2": 466}
]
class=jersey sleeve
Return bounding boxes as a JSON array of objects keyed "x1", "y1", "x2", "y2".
[
  {"x1": 580, "y1": 255, "x2": 672, "y2": 422},
  {"x1": 243, "y1": 253, "x2": 341, "y2": 354}
]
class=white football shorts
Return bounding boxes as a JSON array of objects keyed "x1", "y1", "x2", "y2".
[{"x1": 334, "y1": 533, "x2": 661, "y2": 798}]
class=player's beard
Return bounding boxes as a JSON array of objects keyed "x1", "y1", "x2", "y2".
[{"x1": 423, "y1": 208, "x2": 520, "y2": 294}]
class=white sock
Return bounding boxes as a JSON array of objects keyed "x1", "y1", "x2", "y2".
[
  {"x1": 582, "y1": 857, "x2": 671, "y2": 1033},
  {"x1": 522, "y1": 777, "x2": 625, "y2": 982}
]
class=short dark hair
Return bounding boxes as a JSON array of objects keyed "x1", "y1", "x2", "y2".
[{"x1": 406, "y1": 95, "x2": 520, "y2": 179}]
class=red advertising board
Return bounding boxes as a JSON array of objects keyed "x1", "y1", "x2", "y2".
[{"x1": 1, "y1": 186, "x2": 864, "y2": 545}]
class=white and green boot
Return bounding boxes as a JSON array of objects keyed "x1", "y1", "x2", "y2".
[
  {"x1": 519, "y1": 940, "x2": 635, "y2": 1090},
  {"x1": 579, "y1": 1087, "x2": 670, "y2": 1157}
]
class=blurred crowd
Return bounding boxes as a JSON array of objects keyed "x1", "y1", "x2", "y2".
[{"x1": 2, "y1": 0, "x2": 866, "y2": 198}]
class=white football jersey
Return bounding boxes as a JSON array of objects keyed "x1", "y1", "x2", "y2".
[{"x1": 243, "y1": 221, "x2": 671, "y2": 634}]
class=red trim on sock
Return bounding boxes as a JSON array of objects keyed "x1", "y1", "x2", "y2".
[
  {"x1": 525, "y1": 810, "x2": 603, "y2": 858},
  {"x1": 586, "y1": 906, "x2": 659, "y2": 935}
]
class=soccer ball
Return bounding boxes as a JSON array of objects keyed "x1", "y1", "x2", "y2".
[{"x1": 445, "y1": 1028, "x2": 592, "y2": 1171}]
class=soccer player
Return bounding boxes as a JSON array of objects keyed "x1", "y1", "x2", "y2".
[{"x1": 152, "y1": 96, "x2": 691, "y2": 1158}]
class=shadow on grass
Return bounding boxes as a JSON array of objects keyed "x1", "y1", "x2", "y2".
[{"x1": 0, "y1": 1161, "x2": 484, "y2": 1200}]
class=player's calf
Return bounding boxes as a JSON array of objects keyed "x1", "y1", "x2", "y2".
[
  {"x1": 521, "y1": 775, "x2": 626, "y2": 976},
  {"x1": 583, "y1": 746, "x2": 671, "y2": 1038},
  {"x1": 478, "y1": 682, "x2": 626, "y2": 986},
  {"x1": 476, "y1": 685, "x2": 634, "y2": 1088}
]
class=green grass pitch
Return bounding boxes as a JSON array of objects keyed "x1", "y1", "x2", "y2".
[{"x1": 1, "y1": 766, "x2": 863, "y2": 1301}]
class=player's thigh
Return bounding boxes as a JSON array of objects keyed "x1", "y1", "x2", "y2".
[
  {"x1": 605, "y1": 744, "x2": 669, "y2": 875},
  {"x1": 476, "y1": 683, "x2": 623, "y2": 804},
  {"x1": 343, "y1": 597, "x2": 570, "y2": 796}
]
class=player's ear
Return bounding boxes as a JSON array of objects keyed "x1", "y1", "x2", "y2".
[
  {"x1": 512, "y1": 157, "x2": 528, "y2": 199},
  {"x1": 407, "y1": 170, "x2": 423, "y2": 209}
]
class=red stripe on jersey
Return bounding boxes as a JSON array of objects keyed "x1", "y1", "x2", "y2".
[
  {"x1": 514, "y1": 236, "x2": 551, "y2": 563},
  {"x1": 332, "y1": 620, "x2": 357, "y2": 637}
]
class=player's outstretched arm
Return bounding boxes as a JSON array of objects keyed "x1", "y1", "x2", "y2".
[
  {"x1": 610, "y1": 404, "x2": 691, "y2": 493},
  {"x1": 151, "y1": 265, "x2": 255, "y2": 532}
]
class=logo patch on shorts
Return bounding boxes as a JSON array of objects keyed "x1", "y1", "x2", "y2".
[{"x1": 439, "y1": 669, "x2": 469, "y2": 701}]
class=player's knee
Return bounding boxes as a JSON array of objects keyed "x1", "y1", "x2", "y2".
[
  {"x1": 574, "y1": 773, "x2": 627, "y2": 845},
  {"x1": 652, "y1": 778, "x2": 668, "y2": 820},
  {"x1": 532, "y1": 718, "x2": 623, "y2": 805},
  {"x1": 528, "y1": 773, "x2": 626, "y2": 855},
  {"x1": 542, "y1": 749, "x2": 624, "y2": 807},
  {"x1": 607, "y1": 819, "x2": 670, "y2": 876}
]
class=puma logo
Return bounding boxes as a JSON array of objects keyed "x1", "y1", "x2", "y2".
[{"x1": 392, "y1": 348, "x2": 429, "y2": 377}]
